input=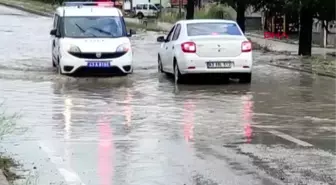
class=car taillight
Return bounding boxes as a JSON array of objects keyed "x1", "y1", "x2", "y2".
[
  {"x1": 241, "y1": 41, "x2": 252, "y2": 52},
  {"x1": 181, "y1": 42, "x2": 196, "y2": 53}
]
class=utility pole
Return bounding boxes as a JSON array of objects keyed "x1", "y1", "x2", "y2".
[{"x1": 322, "y1": 21, "x2": 327, "y2": 48}]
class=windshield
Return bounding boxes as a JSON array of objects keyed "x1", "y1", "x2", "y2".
[
  {"x1": 63, "y1": 16, "x2": 127, "y2": 38},
  {"x1": 187, "y1": 22, "x2": 243, "y2": 36}
]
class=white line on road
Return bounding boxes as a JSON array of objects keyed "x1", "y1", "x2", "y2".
[
  {"x1": 38, "y1": 141, "x2": 86, "y2": 185},
  {"x1": 266, "y1": 130, "x2": 313, "y2": 147}
]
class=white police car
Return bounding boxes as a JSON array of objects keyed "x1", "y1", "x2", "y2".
[{"x1": 50, "y1": 1, "x2": 136, "y2": 76}]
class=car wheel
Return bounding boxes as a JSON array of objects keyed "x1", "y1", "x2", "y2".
[
  {"x1": 174, "y1": 62, "x2": 184, "y2": 84},
  {"x1": 158, "y1": 55, "x2": 164, "y2": 73},
  {"x1": 239, "y1": 73, "x2": 252, "y2": 84}
]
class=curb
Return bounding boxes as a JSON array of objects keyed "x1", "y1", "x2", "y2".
[
  {"x1": 267, "y1": 63, "x2": 336, "y2": 78},
  {"x1": 0, "y1": 1, "x2": 53, "y2": 17},
  {"x1": 245, "y1": 33, "x2": 299, "y2": 45},
  {"x1": 245, "y1": 33, "x2": 335, "y2": 49}
]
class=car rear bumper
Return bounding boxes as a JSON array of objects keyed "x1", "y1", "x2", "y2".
[
  {"x1": 177, "y1": 52, "x2": 253, "y2": 75},
  {"x1": 182, "y1": 67, "x2": 252, "y2": 74}
]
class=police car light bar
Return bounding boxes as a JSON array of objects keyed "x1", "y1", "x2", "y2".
[{"x1": 62, "y1": 1, "x2": 114, "y2": 7}]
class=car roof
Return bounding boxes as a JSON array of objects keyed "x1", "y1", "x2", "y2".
[
  {"x1": 56, "y1": 6, "x2": 122, "y2": 17},
  {"x1": 177, "y1": 19, "x2": 237, "y2": 24}
]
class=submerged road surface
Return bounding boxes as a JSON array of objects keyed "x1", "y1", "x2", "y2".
[{"x1": 0, "y1": 5, "x2": 335, "y2": 185}]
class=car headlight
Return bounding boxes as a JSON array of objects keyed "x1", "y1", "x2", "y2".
[
  {"x1": 116, "y1": 43, "x2": 130, "y2": 52},
  {"x1": 68, "y1": 45, "x2": 81, "y2": 53}
]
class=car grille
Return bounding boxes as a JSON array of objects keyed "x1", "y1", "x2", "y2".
[
  {"x1": 69, "y1": 52, "x2": 126, "y2": 59},
  {"x1": 72, "y1": 66, "x2": 126, "y2": 77}
]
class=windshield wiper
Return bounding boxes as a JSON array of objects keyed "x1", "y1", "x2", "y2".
[
  {"x1": 75, "y1": 23, "x2": 85, "y2": 33},
  {"x1": 88, "y1": 27, "x2": 113, "y2": 36},
  {"x1": 75, "y1": 23, "x2": 97, "y2": 37}
]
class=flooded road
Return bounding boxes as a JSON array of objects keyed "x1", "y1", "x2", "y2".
[{"x1": 0, "y1": 5, "x2": 336, "y2": 185}]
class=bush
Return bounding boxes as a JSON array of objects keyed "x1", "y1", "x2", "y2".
[
  {"x1": 158, "y1": 4, "x2": 236, "y2": 23},
  {"x1": 195, "y1": 4, "x2": 235, "y2": 20},
  {"x1": 158, "y1": 7, "x2": 186, "y2": 23}
]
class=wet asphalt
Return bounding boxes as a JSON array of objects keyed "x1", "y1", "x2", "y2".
[{"x1": 0, "y1": 5, "x2": 336, "y2": 185}]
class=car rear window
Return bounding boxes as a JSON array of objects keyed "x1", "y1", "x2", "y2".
[{"x1": 187, "y1": 22, "x2": 242, "y2": 36}]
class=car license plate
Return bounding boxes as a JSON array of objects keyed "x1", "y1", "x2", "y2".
[
  {"x1": 207, "y1": 61, "x2": 232, "y2": 68},
  {"x1": 86, "y1": 61, "x2": 111, "y2": 67}
]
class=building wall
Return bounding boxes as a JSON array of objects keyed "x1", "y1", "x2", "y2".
[
  {"x1": 246, "y1": 17, "x2": 262, "y2": 30},
  {"x1": 312, "y1": 19, "x2": 336, "y2": 47},
  {"x1": 244, "y1": 6, "x2": 262, "y2": 30}
]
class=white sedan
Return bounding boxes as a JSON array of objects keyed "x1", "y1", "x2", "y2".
[{"x1": 157, "y1": 19, "x2": 253, "y2": 83}]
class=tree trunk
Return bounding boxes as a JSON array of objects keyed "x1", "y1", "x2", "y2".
[
  {"x1": 186, "y1": 0, "x2": 195, "y2": 20},
  {"x1": 236, "y1": 0, "x2": 246, "y2": 33},
  {"x1": 198, "y1": 0, "x2": 202, "y2": 9},
  {"x1": 298, "y1": 5, "x2": 313, "y2": 56}
]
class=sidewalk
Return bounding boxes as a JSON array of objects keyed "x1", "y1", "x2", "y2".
[{"x1": 245, "y1": 33, "x2": 336, "y2": 55}]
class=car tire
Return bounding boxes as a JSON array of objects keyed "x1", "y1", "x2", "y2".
[
  {"x1": 158, "y1": 55, "x2": 164, "y2": 73},
  {"x1": 52, "y1": 58, "x2": 56, "y2": 67},
  {"x1": 239, "y1": 73, "x2": 252, "y2": 84},
  {"x1": 56, "y1": 58, "x2": 63, "y2": 75},
  {"x1": 174, "y1": 62, "x2": 184, "y2": 84}
]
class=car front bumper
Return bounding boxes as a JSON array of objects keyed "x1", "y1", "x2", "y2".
[{"x1": 59, "y1": 50, "x2": 133, "y2": 75}]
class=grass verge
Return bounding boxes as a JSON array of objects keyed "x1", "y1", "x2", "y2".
[
  {"x1": 0, "y1": 104, "x2": 20, "y2": 183},
  {"x1": 0, "y1": 156, "x2": 19, "y2": 182},
  {"x1": 305, "y1": 56, "x2": 336, "y2": 76},
  {"x1": 272, "y1": 55, "x2": 336, "y2": 77},
  {"x1": 0, "y1": 0, "x2": 54, "y2": 15}
]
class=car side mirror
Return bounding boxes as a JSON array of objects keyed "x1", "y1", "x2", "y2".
[
  {"x1": 50, "y1": 29, "x2": 57, "y2": 36},
  {"x1": 156, "y1": 36, "x2": 165, "y2": 42},
  {"x1": 128, "y1": 29, "x2": 136, "y2": 37},
  {"x1": 50, "y1": 29, "x2": 60, "y2": 37}
]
